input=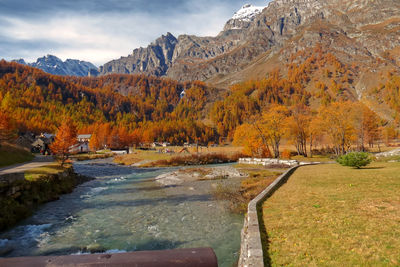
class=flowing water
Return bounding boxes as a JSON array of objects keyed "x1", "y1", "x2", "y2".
[{"x1": 0, "y1": 159, "x2": 243, "y2": 267}]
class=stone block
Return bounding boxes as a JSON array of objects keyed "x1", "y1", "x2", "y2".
[{"x1": 248, "y1": 248, "x2": 263, "y2": 258}]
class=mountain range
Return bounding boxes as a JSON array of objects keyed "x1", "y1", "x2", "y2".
[
  {"x1": 11, "y1": 0, "x2": 400, "y2": 97},
  {"x1": 98, "y1": 0, "x2": 400, "y2": 89},
  {"x1": 12, "y1": 55, "x2": 99, "y2": 77}
]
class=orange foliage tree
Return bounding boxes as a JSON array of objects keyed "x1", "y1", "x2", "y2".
[
  {"x1": 260, "y1": 105, "x2": 289, "y2": 158},
  {"x1": 308, "y1": 115, "x2": 324, "y2": 157},
  {"x1": 353, "y1": 103, "x2": 382, "y2": 151},
  {"x1": 318, "y1": 102, "x2": 356, "y2": 155},
  {"x1": 286, "y1": 105, "x2": 311, "y2": 157},
  {"x1": 233, "y1": 123, "x2": 270, "y2": 157},
  {"x1": 50, "y1": 119, "x2": 77, "y2": 166},
  {"x1": 89, "y1": 132, "x2": 101, "y2": 151},
  {"x1": 0, "y1": 109, "x2": 16, "y2": 145}
]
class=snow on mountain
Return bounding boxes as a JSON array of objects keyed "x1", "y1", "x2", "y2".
[
  {"x1": 231, "y1": 4, "x2": 266, "y2": 22},
  {"x1": 12, "y1": 55, "x2": 99, "y2": 77}
]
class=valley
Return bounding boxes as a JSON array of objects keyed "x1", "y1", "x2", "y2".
[{"x1": 1, "y1": 0, "x2": 400, "y2": 266}]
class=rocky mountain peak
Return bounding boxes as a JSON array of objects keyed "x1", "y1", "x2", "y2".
[
  {"x1": 35, "y1": 55, "x2": 64, "y2": 68},
  {"x1": 13, "y1": 55, "x2": 98, "y2": 77},
  {"x1": 232, "y1": 4, "x2": 266, "y2": 22},
  {"x1": 224, "y1": 3, "x2": 267, "y2": 31},
  {"x1": 152, "y1": 32, "x2": 177, "y2": 46},
  {"x1": 99, "y1": 0, "x2": 400, "y2": 87},
  {"x1": 12, "y1": 59, "x2": 27, "y2": 65}
]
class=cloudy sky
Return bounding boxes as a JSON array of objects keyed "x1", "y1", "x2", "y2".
[{"x1": 0, "y1": 0, "x2": 271, "y2": 66}]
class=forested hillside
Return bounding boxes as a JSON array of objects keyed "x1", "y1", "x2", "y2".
[
  {"x1": 1, "y1": 54, "x2": 399, "y2": 154},
  {"x1": 0, "y1": 61, "x2": 219, "y2": 146}
]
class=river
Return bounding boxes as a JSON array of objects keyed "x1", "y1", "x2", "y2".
[{"x1": 0, "y1": 159, "x2": 244, "y2": 267}]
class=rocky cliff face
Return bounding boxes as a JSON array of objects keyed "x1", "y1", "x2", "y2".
[
  {"x1": 99, "y1": 0, "x2": 400, "y2": 87},
  {"x1": 100, "y1": 33, "x2": 177, "y2": 76},
  {"x1": 13, "y1": 55, "x2": 98, "y2": 77}
]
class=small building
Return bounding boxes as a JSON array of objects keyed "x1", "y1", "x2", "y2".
[
  {"x1": 162, "y1": 142, "x2": 170, "y2": 147},
  {"x1": 16, "y1": 132, "x2": 35, "y2": 149},
  {"x1": 151, "y1": 142, "x2": 163, "y2": 148},
  {"x1": 77, "y1": 134, "x2": 92, "y2": 143},
  {"x1": 70, "y1": 134, "x2": 92, "y2": 153},
  {"x1": 69, "y1": 142, "x2": 90, "y2": 153},
  {"x1": 31, "y1": 135, "x2": 53, "y2": 154},
  {"x1": 40, "y1": 133, "x2": 55, "y2": 142}
]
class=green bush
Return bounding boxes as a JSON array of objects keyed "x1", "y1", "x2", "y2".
[{"x1": 337, "y1": 152, "x2": 372, "y2": 169}]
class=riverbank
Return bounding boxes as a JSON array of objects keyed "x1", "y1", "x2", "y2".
[
  {"x1": 154, "y1": 164, "x2": 286, "y2": 214},
  {"x1": 0, "y1": 165, "x2": 92, "y2": 232},
  {"x1": 70, "y1": 152, "x2": 115, "y2": 162},
  {"x1": 115, "y1": 152, "x2": 242, "y2": 167}
]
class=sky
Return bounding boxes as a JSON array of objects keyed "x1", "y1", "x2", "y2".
[{"x1": 0, "y1": 0, "x2": 271, "y2": 66}]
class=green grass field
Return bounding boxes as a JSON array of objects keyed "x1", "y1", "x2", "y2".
[
  {"x1": 24, "y1": 163, "x2": 68, "y2": 181},
  {"x1": 262, "y1": 162, "x2": 400, "y2": 266},
  {"x1": 0, "y1": 144, "x2": 34, "y2": 168}
]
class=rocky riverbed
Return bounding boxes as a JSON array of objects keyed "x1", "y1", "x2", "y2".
[{"x1": 154, "y1": 166, "x2": 247, "y2": 186}]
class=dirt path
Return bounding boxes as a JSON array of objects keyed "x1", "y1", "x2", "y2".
[{"x1": 0, "y1": 155, "x2": 55, "y2": 175}]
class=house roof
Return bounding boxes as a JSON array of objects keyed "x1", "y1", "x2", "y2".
[
  {"x1": 77, "y1": 134, "x2": 92, "y2": 139},
  {"x1": 41, "y1": 133, "x2": 55, "y2": 139},
  {"x1": 32, "y1": 137, "x2": 49, "y2": 146}
]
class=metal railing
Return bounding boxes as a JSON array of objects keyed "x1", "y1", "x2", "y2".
[{"x1": 0, "y1": 248, "x2": 218, "y2": 267}]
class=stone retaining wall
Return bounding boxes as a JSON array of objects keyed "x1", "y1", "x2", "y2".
[
  {"x1": 238, "y1": 163, "x2": 311, "y2": 267},
  {"x1": 0, "y1": 167, "x2": 92, "y2": 232},
  {"x1": 238, "y1": 158, "x2": 300, "y2": 167}
]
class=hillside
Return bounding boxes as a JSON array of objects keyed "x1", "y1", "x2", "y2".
[{"x1": 0, "y1": 61, "x2": 220, "y2": 145}]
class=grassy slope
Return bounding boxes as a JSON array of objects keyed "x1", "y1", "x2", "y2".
[
  {"x1": 24, "y1": 163, "x2": 67, "y2": 181},
  {"x1": 262, "y1": 162, "x2": 400, "y2": 266},
  {"x1": 0, "y1": 144, "x2": 34, "y2": 168}
]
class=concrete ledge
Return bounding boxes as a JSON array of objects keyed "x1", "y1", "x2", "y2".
[
  {"x1": 0, "y1": 248, "x2": 218, "y2": 267},
  {"x1": 238, "y1": 163, "x2": 314, "y2": 267}
]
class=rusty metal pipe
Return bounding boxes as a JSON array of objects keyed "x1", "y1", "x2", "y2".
[{"x1": 0, "y1": 247, "x2": 218, "y2": 267}]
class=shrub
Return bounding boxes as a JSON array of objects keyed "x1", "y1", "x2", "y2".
[{"x1": 337, "y1": 152, "x2": 372, "y2": 169}]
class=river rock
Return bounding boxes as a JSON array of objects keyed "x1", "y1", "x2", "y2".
[
  {"x1": 375, "y1": 148, "x2": 400, "y2": 158},
  {"x1": 154, "y1": 166, "x2": 247, "y2": 186}
]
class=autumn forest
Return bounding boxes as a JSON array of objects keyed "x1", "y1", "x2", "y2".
[{"x1": 0, "y1": 44, "x2": 399, "y2": 157}]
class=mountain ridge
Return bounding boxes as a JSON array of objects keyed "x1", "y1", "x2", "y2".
[
  {"x1": 98, "y1": 0, "x2": 400, "y2": 91},
  {"x1": 12, "y1": 55, "x2": 99, "y2": 77}
]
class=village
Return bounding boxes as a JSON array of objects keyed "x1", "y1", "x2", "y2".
[{"x1": 16, "y1": 132, "x2": 207, "y2": 157}]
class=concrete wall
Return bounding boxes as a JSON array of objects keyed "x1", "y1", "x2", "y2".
[{"x1": 238, "y1": 163, "x2": 312, "y2": 267}]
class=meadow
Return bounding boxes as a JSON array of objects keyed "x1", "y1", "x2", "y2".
[{"x1": 262, "y1": 162, "x2": 400, "y2": 266}]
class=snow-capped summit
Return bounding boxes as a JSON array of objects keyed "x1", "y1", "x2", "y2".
[{"x1": 231, "y1": 4, "x2": 266, "y2": 22}]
